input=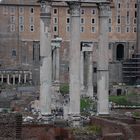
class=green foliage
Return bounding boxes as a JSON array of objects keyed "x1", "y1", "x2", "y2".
[
  {"x1": 60, "y1": 83, "x2": 69, "y2": 95},
  {"x1": 109, "y1": 95, "x2": 140, "y2": 106},
  {"x1": 132, "y1": 112, "x2": 140, "y2": 117},
  {"x1": 72, "y1": 125, "x2": 102, "y2": 135},
  {"x1": 109, "y1": 96, "x2": 129, "y2": 106},
  {"x1": 80, "y1": 97, "x2": 96, "y2": 115}
]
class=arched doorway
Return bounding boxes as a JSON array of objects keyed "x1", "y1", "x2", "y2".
[{"x1": 116, "y1": 44, "x2": 124, "y2": 60}]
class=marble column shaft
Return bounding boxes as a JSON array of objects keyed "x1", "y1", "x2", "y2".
[
  {"x1": 80, "y1": 51, "x2": 84, "y2": 91},
  {"x1": 18, "y1": 74, "x2": 21, "y2": 84},
  {"x1": 7, "y1": 74, "x2": 10, "y2": 85},
  {"x1": 40, "y1": 1, "x2": 52, "y2": 114},
  {"x1": 13, "y1": 75, "x2": 15, "y2": 85},
  {"x1": 97, "y1": 3, "x2": 110, "y2": 115},
  {"x1": 55, "y1": 47, "x2": 60, "y2": 82},
  {"x1": 87, "y1": 51, "x2": 94, "y2": 97},
  {"x1": 1, "y1": 74, "x2": 3, "y2": 83},
  {"x1": 68, "y1": 2, "x2": 81, "y2": 115}
]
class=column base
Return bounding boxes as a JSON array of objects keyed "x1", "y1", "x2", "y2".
[
  {"x1": 38, "y1": 113, "x2": 54, "y2": 124},
  {"x1": 68, "y1": 114, "x2": 82, "y2": 127}
]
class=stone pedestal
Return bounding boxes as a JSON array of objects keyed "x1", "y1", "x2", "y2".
[
  {"x1": 68, "y1": 1, "x2": 81, "y2": 115},
  {"x1": 97, "y1": 3, "x2": 110, "y2": 115},
  {"x1": 39, "y1": 1, "x2": 52, "y2": 114}
]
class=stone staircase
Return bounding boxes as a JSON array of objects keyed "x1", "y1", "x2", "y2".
[{"x1": 122, "y1": 53, "x2": 140, "y2": 84}]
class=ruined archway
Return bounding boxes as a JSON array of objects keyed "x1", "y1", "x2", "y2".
[{"x1": 116, "y1": 44, "x2": 124, "y2": 60}]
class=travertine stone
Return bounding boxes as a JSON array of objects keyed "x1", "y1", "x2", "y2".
[
  {"x1": 40, "y1": 1, "x2": 52, "y2": 114},
  {"x1": 97, "y1": 3, "x2": 110, "y2": 115},
  {"x1": 68, "y1": 1, "x2": 81, "y2": 115},
  {"x1": 7, "y1": 74, "x2": 10, "y2": 85}
]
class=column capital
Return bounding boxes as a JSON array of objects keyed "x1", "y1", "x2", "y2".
[
  {"x1": 67, "y1": 1, "x2": 81, "y2": 17},
  {"x1": 98, "y1": 3, "x2": 110, "y2": 17}
]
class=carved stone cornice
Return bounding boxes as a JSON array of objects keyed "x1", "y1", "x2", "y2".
[
  {"x1": 67, "y1": 1, "x2": 80, "y2": 17},
  {"x1": 98, "y1": 3, "x2": 110, "y2": 17}
]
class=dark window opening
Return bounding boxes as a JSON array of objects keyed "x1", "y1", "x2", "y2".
[
  {"x1": 94, "y1": 67, "x2": 97, "y2": 73},
  {"x1": 116, "y1": 44, "x2": 124, "y2": 61},
  {"x1": 117, "y1": 89, "x2": 122, "y2": 96}
]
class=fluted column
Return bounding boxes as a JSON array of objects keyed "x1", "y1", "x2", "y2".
[
  {"x1": 68, "y1": 2, "x2": 81, "y2": 115},
  {"x1": 97, "y1": 3, "x2": 110, "y2": 115},
  {"x1": 39, "y1": 1, "x2": 52, "y2": 114}
]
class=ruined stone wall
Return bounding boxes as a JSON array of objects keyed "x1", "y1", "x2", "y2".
[{"x1": 0, "y1": 113, "x2": 22, "y2": 139}]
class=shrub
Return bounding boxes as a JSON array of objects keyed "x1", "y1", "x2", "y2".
[{"x1": 60, "y1": 83, "x2": 69, "y2": 95}]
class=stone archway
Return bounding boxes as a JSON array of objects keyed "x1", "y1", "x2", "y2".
[{"x1": 116, "y1": 44, "x2": 124, "y2": 60}]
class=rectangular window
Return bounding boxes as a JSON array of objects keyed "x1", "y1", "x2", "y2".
[
  {"x1": 126, "y1": 26, "x2": 130, "y2": 32},
  {"x1": 10, "y1": 24, "x2": 15, "y2": 32},
  {"x1": 134, "y1": 27, "x2": 136, "y2": 32},
  {"x1": 30, "y1": 7, "x2": 34, "y2": 14},
  {"x1": 10, "y1": 16, "x2": 15, "y2": 23},
  {"x1": 91, "y1": 18, "x2": 95, "y2": 24},
  {"x1": 19, "y1": 16, "x2": 24, "y2": 24},
  {"x1": 109, "y1": 18, "x2": 112, "y2": 24},
  {"x1": 117, "y1": 15, "x2": 121, "y2": 24},
  {"x1": 53, "y1": 17, "x2": 58, "y2": 24},
  {"x1": 53, "y1": 8, "x2": 58, "y2": 14},
  {"x1": 126, "y1": 11, "x2": 130, "y2": 24},
  {"x1": 91, "y1": 9, "x2": 96, "y2": 15},
  {"x1": 3, "y1": 6, "x2": 8, "y2": 14},
  {"x1": 30, "y1": 25, "x2": 34, "y2": 32},
  {"x1": 91, "y1": 26, "x2": 96, "y2": 33},
  {"x1": 80, "y1": 26, "x2": 84, "y2": 32},
  {"x1": 19, "y1": 24, "x2": 24, "y2": 32},
  {"x1": 29, "y1": 16, "x2": 34, "y2": 24},
  {"x1": 12, "y1": 49, "x2": 16, "y2": 57},
  {"x1": 53, "y1": 25, "x2": 58, "y2": 32},
  {"x1": 80, "y1": 18, "x2": 84, "y2": 24},
  {"x1": 116, "y1": 26, "x2": 121, "y2": 32},
  {"x1": 135, "y1": 11, "x2": 137, "y2": 18},
  {"x1": 67, "y1": 9, "x2": 70, "y2": 14},
  {"x1": 81, "y1": 9, "x2": 85, "y2": 15},
  {"x1": 19, "y1": 7, "x2": 24, "y2": 14},
  {"x1": 118, "y1": 3, "x2": 121, "y2": 8},
  {"x1": 109, "y1": 27, "x2": 112, "y2": 32},
  {"x1": 66, "y1": 25, "x2": 70, "y2": 32},
  {"x1": 66, "y1": 17, "x2": 70, "y2": 24},
  {"x1": 10, "y1": 6, "x2": 15, "y2": 14},
  {"x1": 134, "y1": 18, "x2": 136, "y2": 24}
]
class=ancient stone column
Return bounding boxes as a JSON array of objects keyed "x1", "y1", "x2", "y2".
[
  {"x1": 80, "y1": 51, "x2": 84, "y2": 91},
  {"x1": 52, "y1": 49, "x2": 56, "y2": 82},
  {"x1": 39, "y1": 1, "x2": 52, "y2": 114},
  {"x1": 1, "y1": 74, "x2": 3, "y2": 83},
  {"x1": 7, "y1": 74, "x2": 10, "y2": 85},
  {"x1": 137, "y1": 0, "x2": 140, "y2": 53},
  {"x1": 68, "y1": 2, "x2": 81, "y2": 115},
  {"x1": 97, "y1": 3, "x2": 110, "y2": 115},
  {"x1": 24, "y1": 74, "x2": 27, "y2": 84},
  {"x1": 87, "y1": 51, "x2": 93, "y2": 97},
  {"x1": 13, "y1": 75, "x2": 15, "y2": 85},
  {"x1": 55, "y1": 47, "x2": 60, "y2": 82},
  {"x1": 18, "y1": 74, "x2": 21, "y2": 84}
]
